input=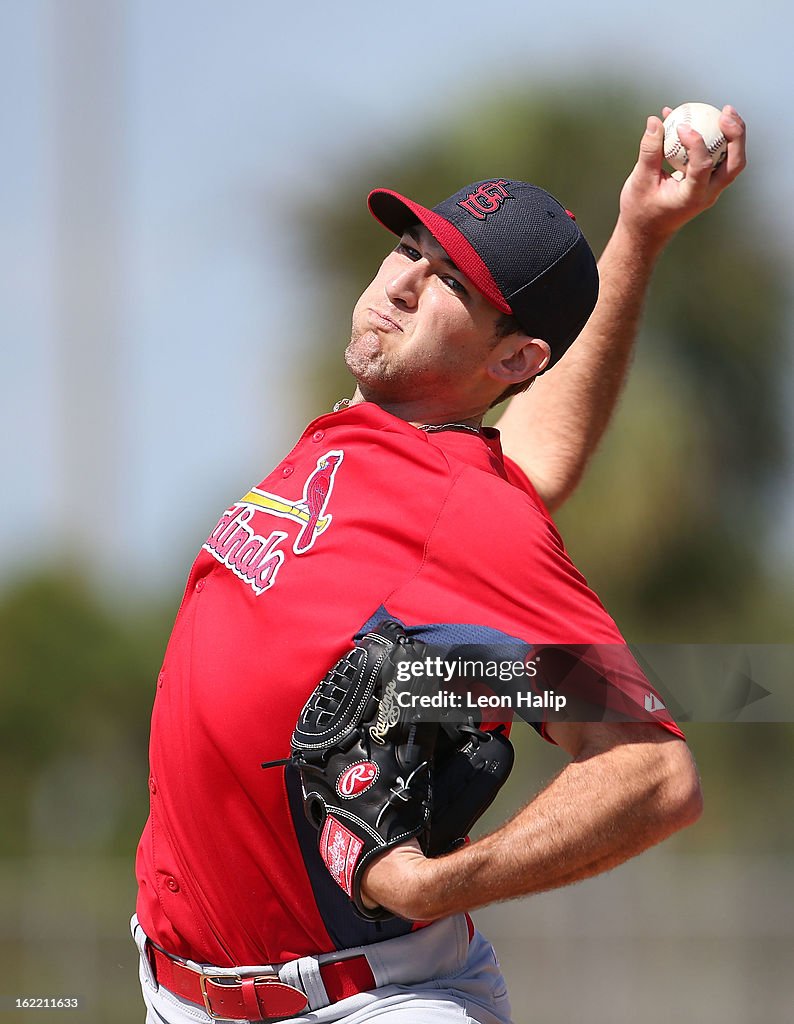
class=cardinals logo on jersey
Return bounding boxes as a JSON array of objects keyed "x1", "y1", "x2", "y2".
[
  {"x1": 239, "y1": 451, "x2": 344, "y2": 555},
  {"x1": 203, "y1": 451, "x2": 344, "y2": 594}
]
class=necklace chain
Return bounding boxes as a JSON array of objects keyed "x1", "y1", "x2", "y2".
[
  {"x1": 417, "y1": 421, "x2": 481, "y2": 435},
  {"x1": 333, "y1": 399, "x2": 480, "y2": 435}
]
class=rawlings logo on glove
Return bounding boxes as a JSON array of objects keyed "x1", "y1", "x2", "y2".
[{"x1": 336, "y1": 762, "x2": 379, "y2": 798}]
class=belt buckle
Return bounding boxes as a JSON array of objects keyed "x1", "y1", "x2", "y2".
[{"x1": 198, "y1": 972, "x2": 279, "y2": 1021}]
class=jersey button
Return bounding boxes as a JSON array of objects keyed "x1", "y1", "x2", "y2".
[
  {"x1": 149, "y1": 778, "x2": 157, "y2": 795},
  {"x1": 157, "y1": 671, "x2": 165, "y2": 689},
  {"x1": 195, "y1": 578, "x2": 205, "y2": 592},
  {"x1": 165, "y1": 876, "x2": 180, "y2": 893},
  {"x1": 282, "y1": 465, "x2": 294, "y2": 478},
  {"x1": 312, "y1": 430, "x2": 325, "y2": 442}
]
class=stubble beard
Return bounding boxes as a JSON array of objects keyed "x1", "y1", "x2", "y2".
[{"x1": 344, "y1": 325, "x2": 408, "y2": 402}]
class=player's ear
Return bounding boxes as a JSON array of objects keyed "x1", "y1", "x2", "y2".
[{"x1": 488, "y1": 335, "x2": 550, "y2": 386}]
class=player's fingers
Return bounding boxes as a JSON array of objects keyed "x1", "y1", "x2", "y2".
[
  {"x1": 674, "y1": 124, "x2": 714, "y2": 198},
  {"x1": 661, "y1": 106, "x2": 673, "y2": 119},
  {"x1": 719, "y1": 105, "x2": 746, "y2": 140},
  {"x1": 636, "y1": 116, "x2": 664, "y2": 175},
  {"x1": 718, "y1": 105, "x2": 747, "y2": 183}
]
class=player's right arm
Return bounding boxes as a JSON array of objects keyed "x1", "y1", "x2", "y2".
[
  {"x1": 358, "y1": 457, "x2": 703, "y2": 921},
  {"x1": 495, "y1": 106, "x2": 747, "y2": 512}
]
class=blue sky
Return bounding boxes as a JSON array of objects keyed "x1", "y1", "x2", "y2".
[{"x1": 2, "y1": 0, "x2": 792, "y2": 592}]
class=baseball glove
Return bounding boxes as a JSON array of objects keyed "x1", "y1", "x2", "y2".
[
  {"x1": 426, "y1": 719, "x2": 514, "y2": 857},
  {"x1": 287, "y1": 621, "x2": 438, "y2": 920},
  {"x1": 264, "y1": 621, "x2": 515, "y2": 920}
]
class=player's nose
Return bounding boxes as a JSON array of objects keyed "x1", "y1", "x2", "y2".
[{"x1": 384, "y1": 260, "x2": 424, "y2": 310}]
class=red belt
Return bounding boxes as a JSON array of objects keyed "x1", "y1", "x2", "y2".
[
  {"x1": 148, "y1": 916, "x2": 475, "y2": 1021},
  {"x1": 148, "y1": 943, "x2": 376, "y2": 1021}
]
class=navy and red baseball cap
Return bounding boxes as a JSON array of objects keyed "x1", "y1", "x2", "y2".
[{"x1": 368, "y1": 179, "x2": 599, "y2": 366}]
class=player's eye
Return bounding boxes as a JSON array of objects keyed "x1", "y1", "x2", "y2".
[
  {"x1": 442, "y1": 275, "x2": 468, "y2": 297},
  {"x1": 396, "y1": 241, "x2": 421, "y2": 260}
]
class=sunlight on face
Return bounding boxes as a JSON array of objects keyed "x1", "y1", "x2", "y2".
[{"x1": 346, "y1": 225, "x2": 505, "y2": 418}]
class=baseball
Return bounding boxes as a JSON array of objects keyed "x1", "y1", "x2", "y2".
[{"x1": 663, "y1": 102, "x2": 728, "y2": 174}]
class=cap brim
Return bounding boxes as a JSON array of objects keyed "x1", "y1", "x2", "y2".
[{"x1": 367, "y1": 189, "x2": 512, "y2": 315}]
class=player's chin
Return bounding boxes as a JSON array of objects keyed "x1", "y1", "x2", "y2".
[
  {"x1": 344, "y1": 335, "x2": 391, "y2": 385},
  {"x1": 346, "y1": 329, "x2": 381, "y2": 362}
]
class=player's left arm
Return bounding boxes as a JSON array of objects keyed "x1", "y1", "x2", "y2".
[
  {"x1": 360, "y1": 720, "x2": 702, "y2": 921},
  {"x1": 496, "y1": 106, "x2": 747, "y2": 513}
]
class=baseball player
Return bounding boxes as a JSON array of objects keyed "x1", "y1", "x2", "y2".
[{"x1": 132, "y1": 108, "x2": 746, "y2": 1023}]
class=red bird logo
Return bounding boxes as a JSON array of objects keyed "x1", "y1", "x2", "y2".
[{"x1": 294, "y1": 452, "x2": 343, "y2": 554}]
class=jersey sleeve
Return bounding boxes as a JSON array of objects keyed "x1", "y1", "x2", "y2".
[{"x1": 384, "y1": 466, "x2": 684, "y2": 742}]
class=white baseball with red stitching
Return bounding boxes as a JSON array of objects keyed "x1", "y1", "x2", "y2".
[{"x1": 663, "y1": 102, "x2": 727, "y2": 174}]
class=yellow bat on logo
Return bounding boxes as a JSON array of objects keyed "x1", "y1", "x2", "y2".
[{"x1": 239, "y1": 489, "x2": 331, "y2": 535}]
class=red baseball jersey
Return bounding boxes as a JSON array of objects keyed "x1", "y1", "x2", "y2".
[{"x1": 135, "y1": 402, "x2": 682, "y2": 967}]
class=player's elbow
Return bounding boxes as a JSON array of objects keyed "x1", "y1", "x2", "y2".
[{"x1": 657, "y1": 740, "x2": 703, "y2": 832}]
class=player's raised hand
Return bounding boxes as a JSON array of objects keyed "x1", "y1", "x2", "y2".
[{"x1": 618, "y1": 105, "x2": 747, "y2": 248}]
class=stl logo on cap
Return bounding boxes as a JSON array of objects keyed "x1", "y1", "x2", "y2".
[{"x1": 457, "y1": 180, "x2": 513, "y2": 221}]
